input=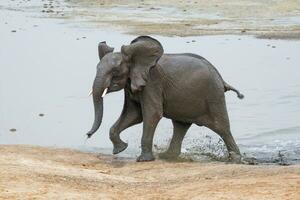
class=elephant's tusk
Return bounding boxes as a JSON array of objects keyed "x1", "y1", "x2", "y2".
[
  {"x1": 102, "y1": 88, "x2": 108, "y2": 97},
  {"x1": 88, "y1": 89, "x2": 93, "y2": 96}
]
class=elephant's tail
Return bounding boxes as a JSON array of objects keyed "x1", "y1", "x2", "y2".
[{"x1": 224, "y1": 82, "x2": 244, "y2": 99}]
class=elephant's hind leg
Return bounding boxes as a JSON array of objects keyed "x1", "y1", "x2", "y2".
[
  {"x1": 159, "y1": 120, "x2": 191, "y2": 160},
  {"x1": 110, "y1": 92, "x2": 142, "y2": 154},
  {"x1": 205, "y1": 101, "x2": 241, "y2": 163}
]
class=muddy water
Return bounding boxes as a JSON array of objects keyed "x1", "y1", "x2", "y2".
[{"x1": 0, "y1": 1, "x2": 299, "y2": 164}]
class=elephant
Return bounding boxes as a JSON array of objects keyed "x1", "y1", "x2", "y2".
[{"x1": 86, "y1": 36, "x2": 244, "y2": 162}]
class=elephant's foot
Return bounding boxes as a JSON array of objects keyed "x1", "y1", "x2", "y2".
[
  {"x1": 228, "y1": 151, "x2": 242, "y2": 164},
  {"x1": 158, "y1": 151, "x2": 180, "y2": 160},
  {"x1": 136, "y1": 152, "x2": 155, "y2": 162},
  {"x1": 112, "y1": 141, "x2": 128, "y2": 155}
]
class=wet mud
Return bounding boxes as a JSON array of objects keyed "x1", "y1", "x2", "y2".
[{"x1": 41, "y1": 0, "x2": 300, "y2": 39}]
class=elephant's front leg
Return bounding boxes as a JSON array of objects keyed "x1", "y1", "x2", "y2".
[
  {"x1": 136, "y1": 90, "x2": 163, "y2": 162},
  {"x1": 136, "y1": 111, "x2": 162, "y2": 162},
  {"x1": 159, "y1": 120, "x2": 191, "y2": 160},
  {"x1": 110, "y1": 92, "x2": 142, "y2": 154}
]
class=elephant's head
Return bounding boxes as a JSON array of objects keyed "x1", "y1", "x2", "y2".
[{"x1": 86, "y1": 36, "x2": 164, "y2": 138}]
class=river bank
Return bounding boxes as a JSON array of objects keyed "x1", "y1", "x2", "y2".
[
  {"x1": 46, "y1": 0, "x2": 300, "y2": 39},
  {"x1": 2, "y1": 0, "x2": 300, "y2": 164},
  {"x1": 1, "y1": 0, "x2": 300, "y2": 38},
  {"x1": 1, "y1": 145, "x2": 299, "y2": 200}
]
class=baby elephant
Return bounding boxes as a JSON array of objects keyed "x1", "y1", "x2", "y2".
[{"x1": 86, "y1": 36, "x2": 244, "y2": 162}]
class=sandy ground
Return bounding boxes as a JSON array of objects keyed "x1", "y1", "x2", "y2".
[
  {"x1": 38, "y1": 0, "x2": 300, "y2": 39},
  {"x1": 0, "y1": 145, "x2": 299, "y2": 200}
]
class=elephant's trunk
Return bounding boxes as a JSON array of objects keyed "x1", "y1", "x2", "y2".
[{"x1": 86, "y1": 77, "x2": 106, "y2": 138}]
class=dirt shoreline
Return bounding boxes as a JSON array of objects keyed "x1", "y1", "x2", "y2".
[
  {"x1": 0, "y1": 145, "x2": 299, "y2": 200},
  {"x1": 43, "y1": 0, "x2": 300, "y2": 39},
  {"x1": 3, "y1": 0, "x2": 300, "y2": 39}
]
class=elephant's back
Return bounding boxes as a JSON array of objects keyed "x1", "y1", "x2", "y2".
[{"x1": 157, "y1": 53, "x2": 222, "y2": 90}]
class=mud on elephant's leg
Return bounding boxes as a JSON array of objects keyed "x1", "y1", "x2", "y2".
[
  {"x1": 205, "y1": 103, "x2": 241, "y2": 163},
  {"x1": 159, "y1": 120, "x2": 191, "y2": 160},
  {"x1": 207, "y1": 127, "x2": 241, "y2": 163},
  {"x1": 221, "y1": 133, "x2": 241, "y2": 163},
  {"x1": 206, "y1": 126, "x2": 241, "y2": 163},
  {"x1": 110, "y1": 94, "x2": 142, "y2": 154},
  {"x1": 210, "y1": 127, "x2": 241, "y2": 163}
]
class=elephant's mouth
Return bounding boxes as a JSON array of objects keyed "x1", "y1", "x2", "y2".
[
  {"x1": 88, "y1": 87, "x2": 108, "y2": 97},
  {"x1": 109, "y1": 83, "x2": 121, "y2": 92}
]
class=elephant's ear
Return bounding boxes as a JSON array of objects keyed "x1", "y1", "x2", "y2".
[
  {"x1": 98, "y1": 41, "x2": 114, "y2": 60},
  {"x1": 121, "y1": 36, "x2": 163, "y2": 92}
]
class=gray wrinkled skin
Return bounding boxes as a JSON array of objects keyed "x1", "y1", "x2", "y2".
[{"x1": 87, "y1": 36, "x2": 244, "y2": 162}]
